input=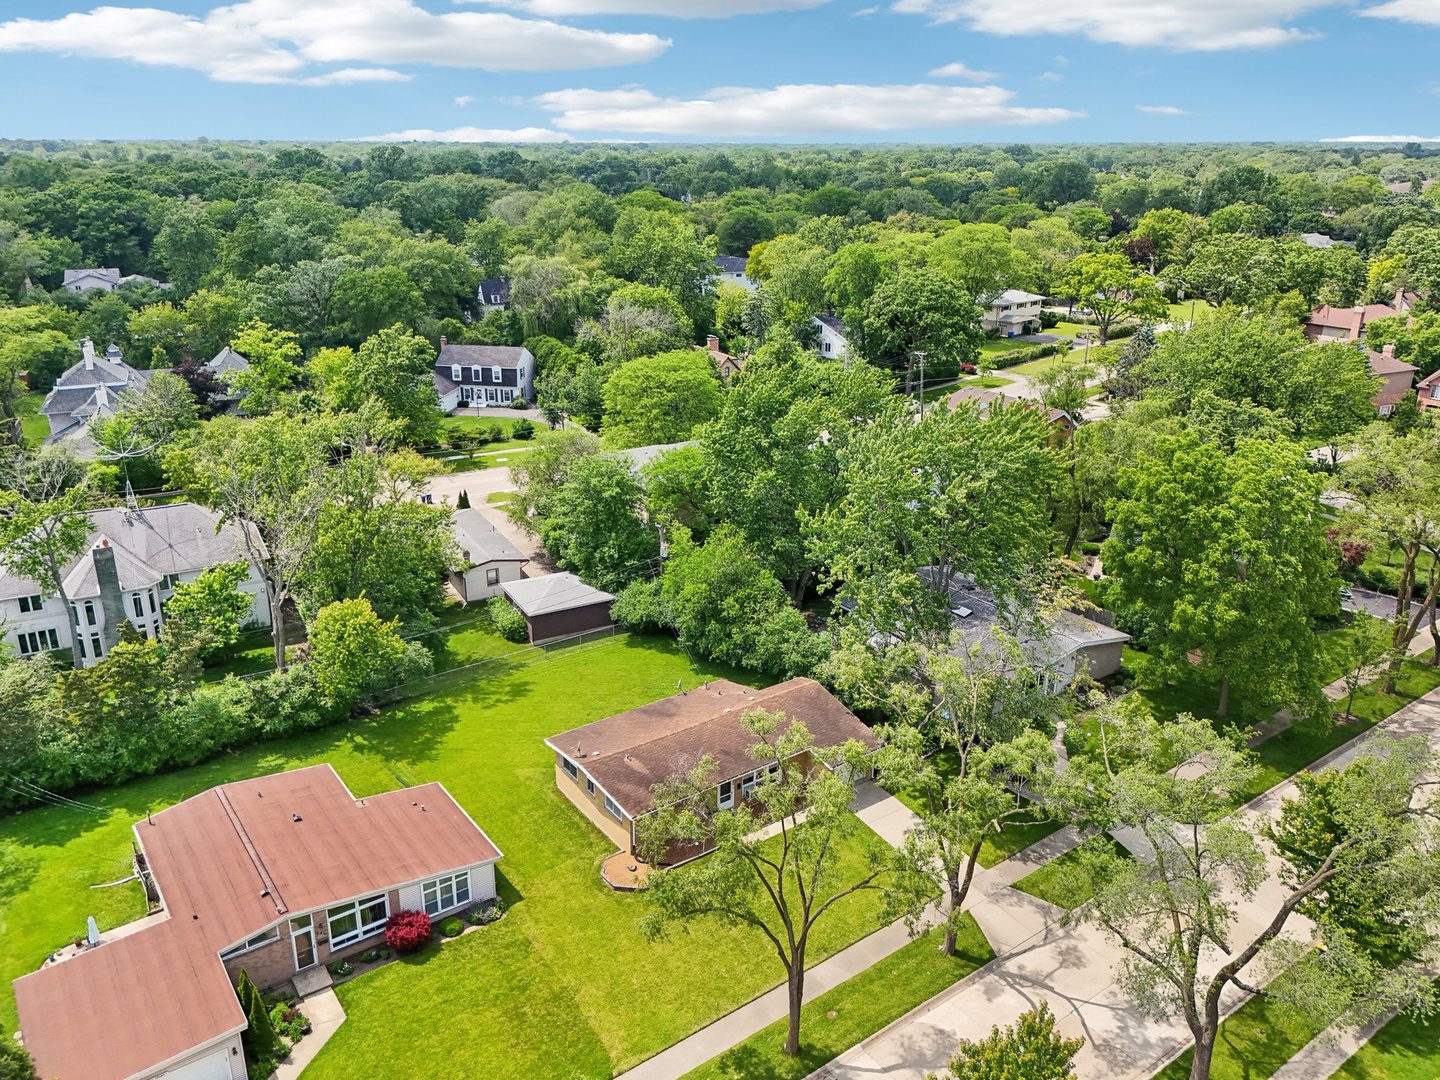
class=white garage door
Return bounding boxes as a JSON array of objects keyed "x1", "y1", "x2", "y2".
[{"x1": 159, "y1": 1047, "x2": 232, "y2": 1080}]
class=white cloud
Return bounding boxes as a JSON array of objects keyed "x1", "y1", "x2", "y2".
[
  {"x1": 1035, "y1": 70, "x2": 1063, "y2": 81},
  {"x1": 888, "y1": 0, "x2": 1333, "y2": 50},
  {"x1": 1359, "y1": 0, "x2": 1440, "y2": 26},
  {"x1": 455, "y1": 95, "x2": 476, "y2": 106},
  {"x1": 0, "y1": 0, "x2": 670, "y2": 84},
  {"x1": 1320, "y1": 134, "x2": 1440, "y2": 142},
  {"x1": 853, "y1": 3, "x2": 881, "y2": 12},
  {"x1": 360, "y1": 125, "x2": 575, "y2": 141},
  {"x1": 532, "y1": 82, "x2": 1081, "y2": 135},
  {"x1": 1136, "y1": 104, "x2": 1190, "y2": 115},
  {"x1": 466, "y1": 0, "x2": 831, "y2": 14},
  {"x1": 928, "y1": 61, "x2": 998, "y2": 80},
  {"x1": 301, "y1": 67, "x2": 411, "y2": 85}
]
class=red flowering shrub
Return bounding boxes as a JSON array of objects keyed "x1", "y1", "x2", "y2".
[
  {"x1": 958, "y1": 362, "x2": 977, "y2": 375},
  {"x1": 384, "y1": 910, "x2": 432, "y2": 953},
  {"x1": 1325, "y1": 527, "x2": 1370, "y2": 570}
]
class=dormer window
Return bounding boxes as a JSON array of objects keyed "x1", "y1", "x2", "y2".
[
  {"x1": 492, "y1": 366, "x2": 502, "y2": 383},
  {"x1": 450, "y1": 365, "x2": 461, "y2": 381}
]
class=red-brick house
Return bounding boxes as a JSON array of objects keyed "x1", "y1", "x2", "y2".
[{"x1": 14, "y1": 766, "x2": 501, "y2": 1080}]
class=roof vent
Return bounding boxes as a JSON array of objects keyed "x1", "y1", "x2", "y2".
[
  {"x1": 419, "y1": 805, "x2": 426, "y2": 812},
  {"x1": 291, "y1": 813, "x2": 302, "y2": 823}
]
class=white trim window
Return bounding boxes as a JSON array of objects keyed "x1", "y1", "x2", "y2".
[
  {"x1": 17, "y1": 594, "x2": 43, "y2": 613},
  {"x1": 421, "y1": 871, "x2": 471, "y2": 916},
  {"x1": 603, "y1": 794, "x2": 623, "y2": 821},
  {"x1": 451, "y1": 365, "x2": 462, "y2": 382},
  {"x1": 17, "y1": 628, "x2": 60, "y2": 655},
  {"x1": 486, "y1": 567, "x2": 501, "y2": 587},
  {"x1": 491, "y1": 365, "x2": 502, "y2": 383},
  {"x1": 561, "y1": 756, "x2": 579, "y2": 780},
  {"x1": 220, "y1": 928, "x2": 280, "y2": 959},
  {"x1": 740, "y1": 763, "x2": 781, "y2": 799},
  {"x1": 471, "y1": 366, "x2": 482, "y2": 382},
  {"x1": 326, "y1": 894, "x2": 389, "y2": 949}
]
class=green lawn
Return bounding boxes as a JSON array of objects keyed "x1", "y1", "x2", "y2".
[
  {"x1": 1333, "y1": 988, "x2": 1440, "y2": 1080},
  {"x1": 681, "y1": 920, "x2": 993, "y2": 1080},
  {"x1": 1008, "y1": 352, "x2": 1082, "y2": 377},
  {"x1": 1166, "y1": 299, "x2": 1216, "y2": 326},
  {"x1": 16, "y1": 391, "x2": 47, "y2": 446},
  {"x1": 1154, "y1": 971, "x2": 1327, "y2": 1080},
  {"x1": 1011, "y1": 834, "x2": 1129, "y2": 910},
  {"x1": 1, "y1": 635, "x2": 904, "y2": 1079},
  {"x1": 1315, "y1": 613, "x2": 1388, "y2": 687}
]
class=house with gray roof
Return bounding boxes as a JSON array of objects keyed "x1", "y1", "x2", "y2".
[
  {"x1": 0, "y1": 502, "x2": 271, "y2": 666},
  {"x1": 914, "y1": 567, "x2": 1128, "y2": 692},
  {"x1": 500, "y1": 572, "x2": 614, "y2": 643},
  {"x1": 450, "y1": 508, "x2": 528, "y2": 602},
  {"x1": 40, "y1": 339, "x2": 156, "y2": 456},
  {"x1": 433, "y1": 338, "x2": 535, "y2": 411},
  {"x1": 980, "y1": 288, "x2": 1045, "y2": 337},
  {"x1": 714, "y1": 255, "x2": 756, "y2": 292},
  {"x1": 61, "y1": 268, "x2": 168, "y2": 293}
]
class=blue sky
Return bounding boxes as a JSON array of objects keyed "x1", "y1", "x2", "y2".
[{"x1": 0, "y1": 0, "x2": 1437, "y2": 143}]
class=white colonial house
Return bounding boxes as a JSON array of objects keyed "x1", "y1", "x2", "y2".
[
  {"x1": 980, "y1": 289, "x2": 1045, "y2": 337},
  {"x1": 813, "y1": 313, "x2": 851, "y2": 359},
  {"x1": 0, "y1": 503, "x2": 271, "y2": 666},
  {"x1": 432, "y1": 339, "x2": 535, "y2": 410}
]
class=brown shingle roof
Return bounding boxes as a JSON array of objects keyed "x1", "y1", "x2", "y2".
[
  {"x1": 544, "y1": 678, "x2": 878, "y2": 818},
  {"x1": 15, "y1": 765, "x2": 500, "y2": 1080}
]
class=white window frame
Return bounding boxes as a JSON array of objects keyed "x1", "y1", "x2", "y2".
[
  {"x1": 561, "y1": 756, "x2": 579, "y2": 780},
  {"x1": 451, "y1": 364, "x2": 462, "y2": 381},
  {"x1": 485, "y1": 567, "x2": 501, "y2": 587},
  {"x1": 18, "y1": 594, "x2": 43, "y2": 613},
  {"x1": 421, "y1": 871, "x2": 472, "y2": 917},
  {"x1": 89, "y1": 633, "x2": 103, "y2": 659},
  {"x1": 741, "y1": 763, "x2": 781, "y2": 799},
  {"x1": 823, "y1": 341, "x2": 832, "y2": 354},
  {"x1": 491, "y1": 365, "x2": 502, "y2": 383},
  {"x1": 717, "y1": 779, "x2": 734, "y2": 810},
  {"x1": 603, "y1": 794, "x2": 623, "y2": 821},
  {"x1": 471, "y1": 366, "x2": 482, "y2": 382},
  {"x1": 585, "y1": 776, "x2": 595, "y2": 796},
  {"x1": 220, "y1": 928, "x2": 280, "y2": 959},
  {"x1": 132, "y1": 594, "x2": 144, "y2": 618},
  {"x1": 84, "y1": 601, "x2": 97, "y2": 626},
  {"x1": 326, "y1": 893, "x2": 389, "y2": 950}
]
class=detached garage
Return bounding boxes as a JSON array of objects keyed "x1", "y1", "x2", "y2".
[{"x1": 500, "y1": 573, "x2": 616, "y2": 643}]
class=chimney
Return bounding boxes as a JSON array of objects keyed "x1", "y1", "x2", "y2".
[
  {"x1": 1383, "y1": 343, "x2": 1397, "y2": 359},
  {"x1": 91, "y1": 540, "x2": 127, "y2": 656},
  {"x1": 439, "y1": 335, "x2": 448, "y2": 350},
  {"x1": 707, "y1": 334, "x2": 720, "y2": 353},
  {"x1": 82, "y1": 338, "x2": 96, "y2": 370}
]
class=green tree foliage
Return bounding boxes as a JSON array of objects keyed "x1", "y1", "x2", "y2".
[
  {"x1": 931, "y1": 1001, "x2": 1083, "y2": 1080},
  {"x1": 863, "y1": 267, "x2": 981, "y2": 385},
  {"x1": 162, "y1": 561, "x2": 253, "y2": 661},
  {"x1": 330, "y1": 265, "x2": 425, "y2": 345},
  {"x1": 236, "y1": 969, "x2": 285, "y2": 1071},
  {"x1": 307, "y1": 596, "x2": 423, "y2": 707},
  {"x1": 533, "y1": 452, "x2": 659, "y2": 593},
  {"x1": 0, "y1": 1021, "x2": 38, "y2": 1080},
  {"x1": 576, "y1": 283, "x2": 693, "y2": 368},
  {"x1": 1059, "y1": 252, "x2": 1165, "y2": 344},
  {"x1": 227, "y1": 320, "x2": 303, "y2": 415},
  {"x1": 319, "y1": 324, "x2": 441, "y2": 445},
  {"x1": 1101, "y1": 435, "x2": 1337, "y2": 718},
  {"x1": 659, "y1": 524, "x2": 824, "y2": 677},
  {"x1": 638, "y1": 709, "x2": 884, "y2": 1057},
  {"x1": 487, "y1": 595, "x2": 529, "y2": 643},
  {"x1": 89, "y1": 370, "x2": 199, "y2": 460},
  {"x1": 600, "y1": 349, "x2": 722, "y2": 449},
  {"x1": 124, "y1": 301, "x2": 188, "y2": 367}
]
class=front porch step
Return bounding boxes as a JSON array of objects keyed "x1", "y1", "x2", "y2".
[{"x1": 292, "y1": 965, "x2": 333, "y2": 998}]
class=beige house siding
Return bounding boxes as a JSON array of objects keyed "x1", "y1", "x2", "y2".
[
  {"x1": 1079, "y1": 642, "x2": 1125, "y2": 681},
  {"x1": 554, "y1": 758, "x2": 632, "y2": 850},
  {"x1": 453, "y1": 561, "x2": 526, "y2": 603}
]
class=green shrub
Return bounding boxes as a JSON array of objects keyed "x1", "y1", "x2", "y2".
[
  {"x1": 439, "y1": 916, "x2": 466, "y2": 938},
  {"x1": 510, "y1": 396, "x2": 530, "y2": 409},
  {"x1": 488, "y1": 595, "x2": 529, "y2": 643},
  {"x1": 359, "y1": 946, "x2": 389, "y2": 963},
  {"x1": 327, "y1": 959, "x2": 353, "y2": 977},
  {"x1": 512, "y1": 418, "x2": 535, "y2": 440},
  {"x1": 269, "y1": 1002, "x2": 306, "y2": 1043}
]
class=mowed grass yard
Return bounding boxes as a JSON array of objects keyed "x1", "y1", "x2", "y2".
[
  {"x1": 0, "y1": 634, "x2": 902, "y2": 1079},
  {"x1": 16, "y1": 390, "x2": 47, "y2": 446}
]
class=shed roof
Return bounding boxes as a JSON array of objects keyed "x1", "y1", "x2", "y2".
[
  {"x1": 544, "y1": 677, "x2": 878, "y2": 817},
  {"x1": 501, "y1": 572, "x2": 615, "y2": 616}
]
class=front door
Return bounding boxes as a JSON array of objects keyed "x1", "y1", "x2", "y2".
[{"x1": 291, "y1": 914, "x2": 316, "y2": 970}]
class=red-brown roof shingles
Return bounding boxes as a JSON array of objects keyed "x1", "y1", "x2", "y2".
[
  {"x1": 15, "y1": 765, "x2": 500, "y2": 1080},
  {"x1": 545, "y1": 678, "x2": 878, "y2": 818}
]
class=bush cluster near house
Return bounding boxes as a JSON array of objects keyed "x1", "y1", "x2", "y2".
[{"x1": 384, "y1": 910, "x2": 433, "y2": 953}]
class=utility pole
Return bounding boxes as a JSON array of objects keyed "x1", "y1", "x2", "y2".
[{"x1": 914, "y1": 350, "x2": 927, "y2": 418}]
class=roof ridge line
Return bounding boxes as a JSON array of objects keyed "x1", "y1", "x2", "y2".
[{"x1": 215, "y1": 787, "x2": 288, "y2": 915}]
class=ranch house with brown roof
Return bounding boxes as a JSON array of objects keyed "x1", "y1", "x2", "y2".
[
  {"x1": 14, "y1": 765, "x2": 501, "y2": 1080},
  {"x1": 544, "y1": 678, "x2": 878, "y2": 877}
]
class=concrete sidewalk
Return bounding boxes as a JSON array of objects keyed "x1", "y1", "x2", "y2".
[{"x1": 820, "y1": 689, "x2": 1440, "y2": 1080}]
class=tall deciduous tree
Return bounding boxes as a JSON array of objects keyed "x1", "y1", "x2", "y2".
[
  {"x1": 162, "y1": 561, "x2": 252, "y2": 661},
  {"x1": 1059, "y1": 253, "x2": 1166, "y2": 344},
  {"x1": 863, "y1": 267, "x2": 982, "y2": 388},
  {"x1": 319, "y1": 324, "x2": 440, "y2": 445},
  {"x1": 227, "y1": 320, "x2": 303, "y2": 415},
  {"x1": 1101, "y1": 435, "x2": 1337, "y2": 718},
  {"x1": 639, "y1": 710, "x2": 885, "y2": 1058},
  {"x1": 600, "y1": 349, "x2": 722, "y2": 449},
  {"x1": 0, "y1": 448, "x2": 94, "y2": 668},
  {"x1": 534, "y1": 452, "x2": 659, "y2": 593},
  {"x1": 1055, "y1": 707, "x2": 1440, "y2": 1080}
]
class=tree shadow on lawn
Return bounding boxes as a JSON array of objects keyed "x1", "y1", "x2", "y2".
[{"x1": 615, "y1": 633, "x2": 759, "y2": 686}]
